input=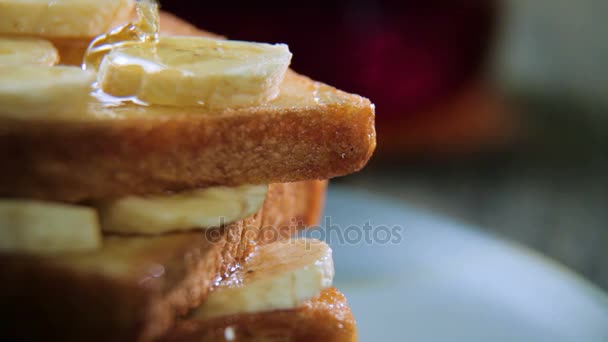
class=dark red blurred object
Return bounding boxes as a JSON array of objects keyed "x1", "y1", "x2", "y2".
[
  {"x1": 162, "y1": 1, "x2": 495, "y2": 118},
  {"x1": 162, "y1": 1, "x2": 506, "y2": 154}
]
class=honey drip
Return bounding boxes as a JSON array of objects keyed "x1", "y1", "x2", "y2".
[{"x1": 82, "y1": 0, "x2": 160, "y2": 71}]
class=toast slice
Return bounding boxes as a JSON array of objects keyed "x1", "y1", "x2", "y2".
[
  {"x1": 0, "y1": 180, "x2": 326, "y2": 342},
  {"x1": 166, "y1": 287, "x2": 357, "y2": 342},
  {"x1": 0, "y1": 12, "x2": 375, "y2": 202}
]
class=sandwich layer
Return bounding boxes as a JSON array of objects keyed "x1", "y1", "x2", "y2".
[
  {"x1": 0, "y1": 13, "x2": 375, "y2": 202},
  {"x1": 0, "y1": 180, "x2": 326, "y2": 342},
  {"x1": 196, "y1": 238, "x2": 334, "y2": 320},
  {"x1": 0, "y1": 70, "x2": 373, "y2": 202},
  {"x1": 165, "y1": 287, "x2": 357, "y2": 342}
]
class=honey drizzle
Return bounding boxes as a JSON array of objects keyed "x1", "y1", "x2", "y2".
[{"x1": 82, "y1": 0, "x2": 160, "y2": 71}]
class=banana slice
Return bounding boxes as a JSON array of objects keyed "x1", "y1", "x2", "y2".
[
  {"x1": 0, "y1": 65, "x2": 94, "y2": 119},
  {"x1": 195, "y1": 238, "x2": 334, "y2": 319},
  {"x1": 0, "y1": 37, "x2": 59, "y2": 66},
  {"x1": 0, "y1": 200, "x2": 101, "y2": 254},
  {"x1": 98, "y1": 36, "x2": 292, "y2": 107},
  {"x1": 98, "y1": 185, "x2": 268, "y2": 235},
  {"x1": 83, "y1": 0, "x2": 159, "y2": 71},
  {"x1": 0, "y1": 0, "x2": 135, "y2": 38}
]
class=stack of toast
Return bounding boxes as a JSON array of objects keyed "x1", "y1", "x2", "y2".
[{"x1": 0, "y1": 1, "x2": 376, "y2": 341}]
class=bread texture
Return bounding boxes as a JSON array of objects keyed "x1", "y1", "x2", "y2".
[
  {"x1": 0, "y1": 180, "x2": 326, "y2": 342},
  {"x1": 0, "y1": 12, "x2": 375, "y2": 202},
  {"x1": 165, "y1": 287, "x2": 357, "y2": 342}
]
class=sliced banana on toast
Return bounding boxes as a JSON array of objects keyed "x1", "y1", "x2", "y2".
[
  {"x1": 0, "y1": 65, "x2": 94, "y2": 118},
  {"x1": 98, "y1": 185, "x2": 268, "y2": 235},
  {"x1": 196, "y1": 238, "x2": 334, "y2": 318},
  {"x1": 0, "y1": 200, "x2": 101, "y2": 254},
  {"x1": 0, "y1": 0, "x2": 135, "y2": 38},
  {"x1": 0, "y1": 37, "x2": 59, "y2": 66},
  {"x1": 98, "y1": 36, "x2": 292, "y2": 107}
]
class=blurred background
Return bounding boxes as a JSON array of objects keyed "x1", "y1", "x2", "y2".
[
  {"x1": 162, "y1": 0, "x2": 608, "y2": 339},
  {"x1": 163, "y1": 0, "x2": 608, "y2": 290}
]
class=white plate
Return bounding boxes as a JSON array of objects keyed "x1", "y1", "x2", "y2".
[{"x1": 303, "y1": 186, "x2": 608, "y2": 341}]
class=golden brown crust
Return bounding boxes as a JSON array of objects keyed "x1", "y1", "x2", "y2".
[
  {"x1": 165, "y1": 287, "x2": 357, "y2": 342},
  {"x1": 0, "y1": 180, "x2": 326, "y2": 342},
  {"x1": 0, "y1": 77, "x2": 373, "y2": 203},
  {"x1": 0, "y1": 13, "x2": 375, "y2": 202},
  {"x1": 256, "y1": 179, "x2": 327, "y2": 244}
]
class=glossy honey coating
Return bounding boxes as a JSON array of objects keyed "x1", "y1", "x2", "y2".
[
  {"x1": 83, "y1": 0, "x2": 159, "y2": 70},
  {"x1": 166, "y1": 288, "x2": 357, "y2": 342}
]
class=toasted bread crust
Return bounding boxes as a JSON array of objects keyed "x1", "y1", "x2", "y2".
[
  {"x1": 0, "y1": 14, "x2": 375, "y2": 202},
  {"x1": 0, "y1": 78, "x2": 372, "y2": 202},
  {"x1": 0, "y1": 180, "x2": 326, "y2": 342},
  {"x1": 166, "y1": 287, "x2": 357, "y2": 342}
]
